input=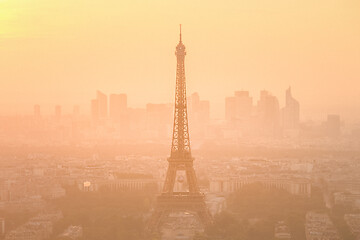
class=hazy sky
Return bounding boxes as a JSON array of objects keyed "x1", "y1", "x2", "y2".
[{"x1": 1, "y1": 0, "x2": 359, "y2": 121}]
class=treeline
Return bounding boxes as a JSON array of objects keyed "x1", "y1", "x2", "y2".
[
  {"x1": 195, "y1": 183, "x2": 325, "y2": 240},
  {"x1": 50, "y1": 186, "x2": 155, "y2": 240}
]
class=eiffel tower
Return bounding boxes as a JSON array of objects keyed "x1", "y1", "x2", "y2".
[{"x1": 147, "y1": 25, "x2": 212, "y2": 233}]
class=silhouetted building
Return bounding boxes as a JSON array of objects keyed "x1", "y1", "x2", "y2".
[
  {"x1": 189, "y1": 92, "x2": 210, "y2": 123},
  {"x1": 91, "y1": 91, "x2": 108, "y2": 122},
  {"x1": 146, "y1": 103, "x2": 172, "y2": 139},
  {"x1": 225, "y1": 96, "x2": 236, "y2": 123},
  {"x1": 97, "y1": 90, "x2": 108, "y2": 119},
  {"x1": 257, "y1": 90, "x2": 280, "y2": 136},
  {"x1": 305, "y1": 212, "x2": 341, "y2": 240},
  {"x1": 234, "y1": 91, "x2": 253, "y2": 118},
  {"x1": 282, "y1": 87, "x2": 300, "y2": 130},
  {"x1": 225, "y1": 91, "x2": 253, "y2": 130},
  {"x1": 188, "y1": 92, "x2": 210, "y2": 138},
  {"x1": 274, "y1": 221, "x2": 291, "y2": 240}
]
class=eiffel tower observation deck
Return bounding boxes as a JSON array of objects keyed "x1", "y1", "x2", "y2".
[{"x1": 147, "y1": 25, "x2": 212, "y2": 235}]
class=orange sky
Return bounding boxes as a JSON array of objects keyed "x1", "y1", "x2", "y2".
[{"x1": 0, "y1": 0, "x2": 359, "y2": 121}]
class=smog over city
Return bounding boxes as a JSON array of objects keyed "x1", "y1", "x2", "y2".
[{"x1": 0, "y1": 1, "x2": 359, "y2": 240}]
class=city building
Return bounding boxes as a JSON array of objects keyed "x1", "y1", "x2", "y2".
[
  {"x1": 188, "y1": 92, "x2": 210, "y2": 138},
  {"x1": 344, "y1": 214, "x2": 360, "y2": 239},
  {"x1": 274, "y1": 221, "x2": 292, "y2": 240},
  {"x1": 97, "y1": 90, "x2": 108, "y2": 119},
  {"x1": 91, "y1": 90, "x2": 108, "y2": 122},
  {"x1": 209, "y1": 177, "x2": 311, "y2": 197},
  {"x1": 225, "y1": 96, "x2": 236, "y2": 123},
  {"x1": 281, "y1": 87, "x2": 300, "y2": 135},
  {"x1": 225, "y1": 91, "x2": 253, "y2": 124},
  {"x1": 145, "y1": 103, "x2": 172, "y2": 139},
  {"x1": 257, "y1": 90, "x2": 280, "y2": 136},
  {"x1": 305, "y1": 211, "x2": 341, "y2": 240}
]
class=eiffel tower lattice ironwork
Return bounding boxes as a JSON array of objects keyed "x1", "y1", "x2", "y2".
[{"x1": 147, "y1": 25, "x2": 212, "y2": 232}]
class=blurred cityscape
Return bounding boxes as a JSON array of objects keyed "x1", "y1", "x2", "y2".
[
  {"x1": 0, "y1": 88, "x2": 359, "y2": 240},
  {"x1": 1, "y1": 87, "x2": 359, "y2": 149}
]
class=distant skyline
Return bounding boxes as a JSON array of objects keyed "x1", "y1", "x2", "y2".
[{"x1": 1, "y1": 0, "x2": 360, "y2": 121}]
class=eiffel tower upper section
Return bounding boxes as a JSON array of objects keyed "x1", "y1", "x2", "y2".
[{"x1": 170, "y1": 25, "x2": 192, "y2": 162}]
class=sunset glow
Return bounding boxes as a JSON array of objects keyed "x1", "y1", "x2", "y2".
[{"x1": 1, "y1": 0, "x2": 359, "y2": 120}]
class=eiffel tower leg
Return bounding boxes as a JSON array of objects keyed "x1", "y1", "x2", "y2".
[
  {"x1": 185, "y1": 164, "x2": 199, "y2": 193},
  {"x1": 162, "y1": 163, "x2": 177, "y2": 193}
]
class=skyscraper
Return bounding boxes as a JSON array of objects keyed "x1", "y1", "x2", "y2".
[
  {"x1": 146, "y1": 103, "x2": 172, "y2": 138},
  {"x1": 234, "y1": 91, "x2": 253, "y2": 118},
  {"x1": 225, "y1": 91, "x2": 253, "y2": 132},
  {"x1": 189, "y1": 92, "x2": 210, "y2": 124},
  {"x1": 282, "y1": 87, "x2": 300, "y2": 130},
  {"x1": 188, "y1": 92, "x2": 210, "y2": 138},
  {"x1": 257, "y1": 90, "x2": 280, "y2": 136},
  {"x1": 91, "y1": 90, "x2": 108, "y2": 122},
  {"x1": 225, "y1": 96, "x2": 236, "y2": 122},
  {"x1": 97, "y1": 90, "x2": 108, "y2": 119}
]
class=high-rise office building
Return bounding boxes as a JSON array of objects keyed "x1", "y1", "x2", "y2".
[
  {"x1": 225, "y1": 96, "x2": 236, "y2": 122},
  {"x1": 234, "y1": 91, "x2": 253, "y2": 118},
  {"x1": 225, "y1": 91, "x2": 253, "y2": 121},
  {"x1": 282, "y1": 87, "x2": 300, "y2": 130},
  {"x1": 188, "y1": 92, "x2": 210, "y2": 138},
  {"x1": 97, "y1": 90, "x2": 108, "y2": 119},
  {"x1": 146, "y1": 103, "x2": 172, "y2": 138},
  {"x1": 189, "y1": 92, "x2": 210, "y2": 124},
  {"x1": 91, "y1": 90, "x2": 108, "y2": 122},
  {"x1": 225, "y1": 91, "x2": 253, "y2": 130},
  {"x1": 257, "y1": 90, "x2": 280, "y2": 136}
]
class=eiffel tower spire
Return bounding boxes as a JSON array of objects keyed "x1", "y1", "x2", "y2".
[
  {"x1": 170, "y1": 23, "x2": 191, "y2": 161},
  {"x1": 179, "y1": 24, "x2": 182, "y2": 43}
]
